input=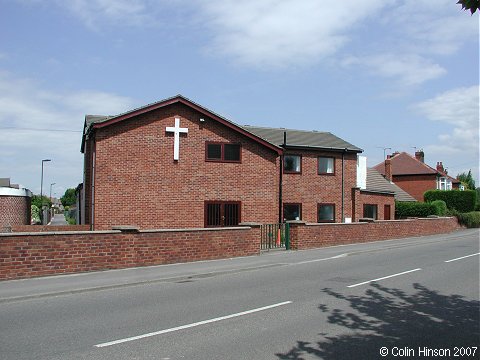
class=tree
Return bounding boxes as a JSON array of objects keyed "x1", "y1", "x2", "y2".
[
  {"x1": 457, "y1": 170, "x2": 476, "y2": 190},
  {"x1": 457, "y1": 0, "x2": 480, "y2": 14},
  {"x1": 61, "y1": 188, "x2": 77, "y2": 207},
  {"x1": 31, "y1": 195, "x2": 52, "y2": 209}
]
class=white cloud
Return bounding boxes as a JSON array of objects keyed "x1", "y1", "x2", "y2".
[
  {"x1": 197, "y1": 0, "x2": 389, "y2": 68},
  {"x1": 342, "y1": 54, "x2": 447, "y2": 86},
  {"x1": 0, "y1": 71, "x2": 137, "y2": 193},
  {"x1": 413, "y1": 85, "x2": 480, "y2": 179},
  {"x1": 383, "y1": 0, "x2": 479, "y2": 56}
]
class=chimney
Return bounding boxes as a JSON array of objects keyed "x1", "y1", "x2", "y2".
[
  {"x1": 415, "y1": 150, "x2": 424, "y2": 163},
  {"x1": 436, "y1": 162, "x2": 445, "y2": 173},
  {"x1": 385, "y1": 158, "x2": 392, "y2": 182}
]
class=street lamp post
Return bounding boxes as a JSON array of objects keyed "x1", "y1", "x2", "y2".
[
  {"x1": 50, "y1": 182, "x2": 56, "y2": 201},
  {"x1": 40, "y1": 159, "x2": 51, "y2": 224}
]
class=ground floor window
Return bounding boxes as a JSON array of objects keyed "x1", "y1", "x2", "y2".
[
  {"x1": 205, "y1": 201, "x2": 241, "y2": 227},
  {"x1": 363, "y1": 204, "x2": 378, "y2": 219},
  {"x1": 318, "y1": 203, "x2": 335, "y2": 222},
  {"x1": 283, "y1": 203, "x2": 301, "y2": 221}
]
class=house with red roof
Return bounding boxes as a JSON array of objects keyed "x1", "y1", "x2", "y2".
[{"x1": 373, "y1": 151, "x2": 461, "y2": 202}]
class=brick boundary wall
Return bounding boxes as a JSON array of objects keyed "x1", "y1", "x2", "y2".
[
  {"x1": 0, "y1": 218, "x2": 461, "y2": 281},
  {"x1": 289, "y1": 217, "x2": 461, "y2": 250},
  {"x1": 0, "y1": 226, "x2": 260, "y2": 281}
]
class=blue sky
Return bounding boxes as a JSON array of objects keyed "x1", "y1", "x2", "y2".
[{"x1": 0, "y1": 0, "x2": 478, "y2": 198}]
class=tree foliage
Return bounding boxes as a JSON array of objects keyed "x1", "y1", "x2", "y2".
[
  {"x1": 31, "y1": 195, "x2": 52, "y2": 209},
  {"x1": 457, "y1": 0, "x2": 480, "y2": 14},
  {"x1": 457, "y1": 170, "x2": 476, "y2": 190},
  {"x1": 61, "y1": 188, "x2": 77, "y2": 207}
]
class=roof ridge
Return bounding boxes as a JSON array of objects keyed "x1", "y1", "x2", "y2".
[{"x1": 242, "y1": 124, "x2": 330, "y2": 134}]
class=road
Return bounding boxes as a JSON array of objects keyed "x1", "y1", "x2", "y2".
[
  {"x1": 48, "y1": 213, "x2": 68, "y2": 226},
  {"x1": 0, "y1": 229, "x2": 478, "y2": 359}
]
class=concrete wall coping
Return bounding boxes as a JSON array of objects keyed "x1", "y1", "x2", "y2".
[
  {"x1": 0, "y1": 187, "x2": 32, "y2": 197},
  {"x1": 141, "y1": 226, "x2": 252, "y2": 233},
  {"x1": 0, "y1": 230, "x2": 121, "y2": 237}
]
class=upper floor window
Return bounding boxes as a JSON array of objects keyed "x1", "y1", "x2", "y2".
[
  {"x1": 283, "y1": 155, "x2": 301, "y2": 173},
  {"x1": 206, "y1": 142, "x2": 241, "y2": 163},
  {"x1": 318, "y1": 157, "x2": 335, "y2": 175},
  {"x1": 437, "y1": 177, "x2": 452, "y2": 190}
]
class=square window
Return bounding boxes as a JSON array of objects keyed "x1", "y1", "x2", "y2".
[
  {"x1": 318, "y1": 157, "x2": 335, "y2": 174},
  {"x1": 363, "y1": 204, "x2": 378, "y2": 219},
  {"x1": 224, "y1": 144, "x2": 240, "y2": 161},
  {"x1": 207, "y1": 144, "x2": 222, "y2": 160},
  {"x1": 283, "y1": 203, "x2": 301, "y2": 221},
  {"x1": 318, "y1": 204, "x2": 335, "y2": 222},
  {"x1": 284, "y1": 155, "x2": 301, "y2": 173}
]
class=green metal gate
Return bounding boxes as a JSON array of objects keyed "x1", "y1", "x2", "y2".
[{"x1": 260, "y1": 223, "x2": 290, "y2": 251}]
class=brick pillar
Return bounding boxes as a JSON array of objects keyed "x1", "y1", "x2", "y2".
[{"x1": 287, "y1": 220, "x2": 306, "y2": 250}]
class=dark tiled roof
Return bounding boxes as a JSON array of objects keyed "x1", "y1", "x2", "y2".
[
  {"x1": 241, "y1": 125, "x2": 363, "y2": 152},
  {"x1": 365, "y1": 168, "x2": 417, "y2": 202}
]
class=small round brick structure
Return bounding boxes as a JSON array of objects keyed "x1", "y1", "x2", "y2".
[{"x1": 0, "y1": 187, "x2": 32, "y2": 230}]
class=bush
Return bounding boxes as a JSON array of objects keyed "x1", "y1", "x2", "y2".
[
  {"x1": 431, "y1": 200, "x2": 447, "y2": 216},
  {"x1": 448, "y1": 210, "x2": 480, "y2": 228},
  {"x1": 424, "y1": 190, "x2": 477, "y2": 212},
  {"x1": 31, "y1": 205, "x2": 40, "y2": 224},
  {"x1": 395, "y1": 201, "x2": 438, "y2": 218}
]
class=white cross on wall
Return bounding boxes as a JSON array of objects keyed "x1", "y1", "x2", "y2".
[{"x1": 166, "y1": 118, "x2": 188, "y2": 161}]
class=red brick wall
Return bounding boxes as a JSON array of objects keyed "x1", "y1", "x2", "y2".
[
  {"x1": 87, "y1": 103, "x2": 279, "y2": 230},
  {"x1": 393, "y1": 174, "x2": 437, "y2": 202},
  {"x1": 289, "y1": 217, "x2": 460, "y2": 250},
  {"x1": 358, "y1": 191, "x2": 395, "y2": 220},
  {"x1": 0, "y1": 227, "x2": 260, "y2": 280},
  {"x1": 282, "y1": 152, "x2": 358, "y2": 222},
  {"x1": 10, "y1": 225, "x2": 90, "y2": 233},
  {"x1": 0, "y1": 195, "x2": 31, "y2": 229}
]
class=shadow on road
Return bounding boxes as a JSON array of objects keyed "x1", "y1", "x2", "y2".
[{"x1": 276, "y1": 283, "x2": 479, "y2": 359}]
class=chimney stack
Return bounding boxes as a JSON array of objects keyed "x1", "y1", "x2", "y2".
[
  {"x1": 415, "y1": 150, "x2": 424, "y2": 163},
  {"x1": 436, "y1": 162, "x2": 445, "y2": 173},
  {"x1": 385, "y1": 157, "x2": 392, "y2": 182}
]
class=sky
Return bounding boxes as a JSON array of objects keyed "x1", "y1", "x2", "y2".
[{"x1": 0, "y1": 0, "x2": 478, "y2": 198}]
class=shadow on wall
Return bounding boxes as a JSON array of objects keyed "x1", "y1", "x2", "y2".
[{"x1": 276, "y1": 283, "x2": 480, "y2": 360}]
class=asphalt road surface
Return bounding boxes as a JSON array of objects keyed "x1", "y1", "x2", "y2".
[
  {"x1": 0, "y1": 229, "x2": 478, "y2": 359},
  {"x1": 48, "y1": 213, "x2": 68, "y2": 226}
]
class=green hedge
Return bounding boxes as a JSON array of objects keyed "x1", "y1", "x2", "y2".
[
  {"x1": 424, "y1": 190, "x2": 477, "y2": 212},
  {"x1": 448, "y1": 210, "x2": 480, "y2": 228},
  {"x1": 395, "y1": 201, "x2": 446, "y2": 218}
]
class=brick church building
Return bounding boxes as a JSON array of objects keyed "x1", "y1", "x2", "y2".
[{"x1": 80, "y1": 95, "x2": 394, "y2": 230}]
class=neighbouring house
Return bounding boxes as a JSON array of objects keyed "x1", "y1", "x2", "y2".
[
  {"x1": 373, "y1": 151, "x2": 461, "y2": 202},
  {"x1": 0, "y1": 178, "x2": 32, "y2": 231},
  {"x1": 80, "y1": 94, "x2": 392, "y2": 230}
]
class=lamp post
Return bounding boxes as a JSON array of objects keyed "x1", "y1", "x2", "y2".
[
  {"x1": 40, "y1": 159, "x2": 51, "y2": 224},
  {"x1": 50, "y1": 182, "x2": 56, "y2": 201}
]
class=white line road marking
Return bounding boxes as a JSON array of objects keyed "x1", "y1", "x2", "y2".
[
  {"x1": 347, "y1": 268, "x2": 422, "y2": 288},
  {"x1": 445, "y1": 252, "x2": 480, "y2": 263},
  {"x1": 294, "y1": 253, "x2": 348, "y2": 265},
  {"x1": 95, "y1": 301, "x2": 292, "y2": 348}
]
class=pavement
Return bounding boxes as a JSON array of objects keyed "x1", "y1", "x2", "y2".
[{"x1": 48, "y1": 213, "x2": 69, "y2": 226}]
